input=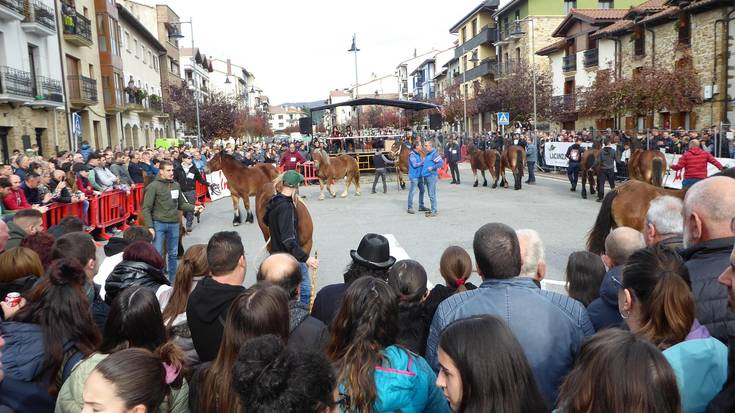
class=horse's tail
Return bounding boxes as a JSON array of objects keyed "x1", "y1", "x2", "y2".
[
  {"x1": 516, "y1": 148, "x2": 524, "y2": 177},
  {"x1": 586, "y1": 189, "x2": 618, "y2": 254},
  {"x1": 652, "y1": 157, "x2": 664, "y2": 187},
  {"x1": 494, "y1": 152, "x2": 501, "y2": 176}
]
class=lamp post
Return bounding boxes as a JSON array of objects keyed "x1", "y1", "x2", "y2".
[
  {"x1": 348, "y1": 34, "x2": 360, "y2": 131},
  {"x1": 462, "y1": 48, "x2": 479, "y2": 137},
  {"x1": 169, "y1": 20, "x2": 201, "y2": 148},
  {"x1": 510, "y1": 17, "x2": 537, "y2": 140}
]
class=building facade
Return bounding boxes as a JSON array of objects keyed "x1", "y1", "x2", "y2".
[{"x1": 268, "y1": 105, "x2": 305, "y2": 133}]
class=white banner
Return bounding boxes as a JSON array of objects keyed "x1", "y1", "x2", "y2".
[
  {"x1": 663, "y1": 154, "x2": 735, "y2": 189},
  {"x1": 543, "y1": 142, "x2": 592, "y2": 167},
  {"x1": 206, "y1": 170, "x2": 231, "y2": 201}
]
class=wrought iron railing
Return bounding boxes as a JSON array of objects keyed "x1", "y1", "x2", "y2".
[
  {"x1": 36, "y1": 76, "x2": 63, "y2": 102},
  {"x1": 0, "y1": 66, "x2": 33, "y2": 97},
  {"x1": 0, "y1": 0, "x2": 24, "y2": 15},
  {"x1": 61, "y1": 8, "x2": 92, "y2": 42},
  {"x1": 583, "y1": 49, "x2": 598, "y2": 68},
  {"x1": 67, "y1": 75, "x2": 97, "y2": 103},
  {"x1": 24, "y1": 0, "x2": 56, "y2": 31},
  {"x1": 562, "y1": 55, "x2": 577, "y2": 72}
]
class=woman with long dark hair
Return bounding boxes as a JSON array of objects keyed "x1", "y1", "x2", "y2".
[
  {"x1": 326, "y1": 277, "x2": 448, "y2": 413},
  {"x1": 0, "y1": 259, "x2": 100, "y2": 411},
  {"x1": 56, "y1": 286, "x2": 188, "y2": 413},
  {"x1": 436, "y1": 316, "x2": 547, "y2": 413},
  {"x1": 190, "y1": 283, "x2": 290, "y2": 413},
  {"x1": 387, "y1": 260, "x2": 430, "y2": 356}
]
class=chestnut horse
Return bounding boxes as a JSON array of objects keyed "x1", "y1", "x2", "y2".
[
  {"x1": 310, "y1": 148, "x2": 361, "y2": 200},
  {"x1": 628, "y1": 148, "x2": 667, "y2": 187},
  {"x1": 389, "y1": 138, "x2": 426, "y2": 190},
  {"x1": 255, "y1": 181, "x2": 313, "y2": 255},
  {"x1": 499, "y1": 142, "x2": 526, "y2": 190},
  {"x1": 586, "y1": 180, "x2": 685, "y2": 254},
  {"x1": 579, "y1": 141, "x2": 601, "y2": 199},
  {"x1": 207, "y1": 152, "x2": 278, "y2": 225},
  {"x1": 467, "y1": 143, "x2": 500, "y2": 188}
]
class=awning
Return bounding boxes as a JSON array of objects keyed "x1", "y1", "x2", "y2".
[{"x1": 310, "y1": 98, "x2": 441, "y2": 112}]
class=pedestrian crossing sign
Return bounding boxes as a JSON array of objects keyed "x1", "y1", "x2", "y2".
[{"x1": 497, "y1": 112, "x2": 510, "y2": 126}]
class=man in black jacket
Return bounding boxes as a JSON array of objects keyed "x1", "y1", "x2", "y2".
[
  {"x1": 710, "y1": 243, "x2": 735, "y2": 411},
  {"x1": 174, "y1": 153, "x2": 208, "y2": 232},
  {"x1": 187, "y1": 231, "x2": 246, "y2": 363},
  {"x1": 595, "y1": 138, "x2": 616, "y2": 202},
  {"x1": 257, "y1": 253, "x2": 327, "y2": 352},
  {"x1": 371, "y1": 147, "x2": 395, "y2": 194},
  {"x1": 445, "y1": 137, "x2": 461, "y2": 184},
  {"x1": 565, "y1": 137, "x2": 583, "y2": 191}
]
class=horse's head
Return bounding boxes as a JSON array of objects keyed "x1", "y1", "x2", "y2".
[
  {"x1": 207, "y1": 152, "x2": 222, "y2": 172},
  {"x1": 311, "y1": 148, "x2": 329, "y2": 169}
]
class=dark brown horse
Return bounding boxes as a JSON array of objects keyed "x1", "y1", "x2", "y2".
[
  {"x1": 467, "y1": 144, "x2": 501, "y2": 188},
  {"x1": 500, "y1": 142, "x2": 526, "y2": 190},
  {"x1": 586, "y1": 180, "x2": 685, "y2": 254},
  {"x1": 580, "y1": 141, "x2": 601, "y2": 199},
  {"x1": 207, "y1": 152, "x2": 278, "y2": 225},
  {"x1": 388, "y1": 138, "x2": 426, "y2": 190},
  {"x1": 311, "y1": 148, "x2": 361, "y2": 200},
  {"x1": 629, "y1": 148, "x2": 667, "y2": 187},
  {"x1": 255, "y1": 181, "x2": 314, "y2": 255}
]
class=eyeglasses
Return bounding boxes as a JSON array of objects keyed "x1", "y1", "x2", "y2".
[{"x1": 611, "y1": 273, "x2": 624, "y2": 289}]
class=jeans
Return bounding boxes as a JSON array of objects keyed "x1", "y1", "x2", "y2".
[
  {"x1": 372, "y1": 168, "x2": 387, "y2": 193},
  {"x1": 81, "y1": 199, "x2": 90, "y2": 225},
  {"x1": 183, "y1": 190, "x2": 196, "y2": 229},
  {"x1": 527, "y1": 161, "x2": 536, "y2": 182},
  {"x1": 299, "y1": 262, "x2": 311, "y2": 306},
  {"x1": 449, "y1": 161, "x2": 460, "y2": 182},
  {"x1": 597, "y1": 169, "x2": 615, "y2": 199},
  {"x1": 153, "y1": 221, "x2": 180, "y2": 281},
  {"x1": 682, "y1": 178, "x2": 702, "y2": 189},
  {"x1": 425, "y1": 175, "x2": 438, "y2": 213},
  {"x1": 407, "y1": 177, "x2": 425, "y2": 210},
  {"x1": 568, "y1": 162, "x2": 580, "y2": 189}
]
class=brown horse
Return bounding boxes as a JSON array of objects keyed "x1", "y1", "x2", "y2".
[
  {"x1": 580, "y1": 141, "x2": 601, "y2": 199},
  {"x1": 311, "y1": 148, "x2": 361, "y2": 200},
  {"x1": 467, "y1": 144, "x2": 500, "y2": 188},
  {"x1": 586, "y1": 180, "x2": 685, "y2": 254},
  {"x1": 255, "y1": 181, "x2": 314, "y2": 255},
  {"x1": 207, "y1": 152, "x2": 278, "y2": 225},
  {"x1": 499, "y1": 143, "x2": 526, "y2": 190},
  {"x1": 629, "y1": 148, "x2": 667, "y2": 187},
  {"x1": 389, "y1": 138, "x2": 426, "y2": 190}
]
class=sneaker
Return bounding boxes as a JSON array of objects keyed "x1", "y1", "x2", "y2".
[
  {"x1": 186, "y1": 227, "x2": 192, "y2": 233},
  {"x1": 407, "y1": 208, "x2": 415, "y2": 214},
  {"x1": 450, "y1": 180, "x2": 456, "y2": 184},
  {"x1": 570, "y1": 187, "x2": 576, "y2": 192},
  {"x1": 425, "y1": 211, "x2": 438, "y2": 217},
  {"x1": 419, "y1": 207, "x2": 430, "y2": 212}
]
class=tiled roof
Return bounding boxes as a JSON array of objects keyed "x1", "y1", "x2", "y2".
[
  {"x1": 638, "y1": 6, "x2": 679, "y2": 24},
  {"x1": 535, "y1": 39, "x2": 567, "y2": 56},
  {"x1": 630, "y1": 0, "x2": 668, "y2": 13},
  {"x1": 590, "y1": 19, "x2": 634, "y2": 38},
  {"x1": 571, "y1": 8, "x2": 629, "y2": 20}
]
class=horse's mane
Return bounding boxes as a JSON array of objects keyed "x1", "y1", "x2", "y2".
[{"x1": 317, "y1": 148, "x2": 330, "y2": 166}]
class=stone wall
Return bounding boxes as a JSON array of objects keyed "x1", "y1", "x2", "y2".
[{"x1": 0, "y1": 104, "x2": 70, "y2": 158}]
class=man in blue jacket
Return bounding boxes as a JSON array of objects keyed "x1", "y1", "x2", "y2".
[
  {"x1": 525, "y1": 136, "x2": 538, "y2": 184},
  {"x1": 407, "y1": 141, "x2": 426, "y2": 214},
  {"x1": 422, "y1": 139, "x2": 444, "y2": 217}
]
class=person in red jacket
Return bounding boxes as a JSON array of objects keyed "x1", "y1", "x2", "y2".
[
  {"x1": 3, "y1": 174, "x2": 31, "y2": 211},
  {"x1": 671, "y1": 139, "x2": 724, "y2": 188},
  {"x1": 279, "y1": 143, "x2": 306, "y2": 172}
]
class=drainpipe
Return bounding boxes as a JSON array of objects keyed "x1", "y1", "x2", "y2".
[
  {"x1": 612, "y1": 37, "x2": 623, "y2": 129},
  {"x1": 645, "y1": 24, "x2": 656, "y2": 131},
  {"x1": 714, "y1": 8, "x2": 735, "y2": 124},
  {"x1": 52, "y1": 0, "x2": 73, "y2": 151}
]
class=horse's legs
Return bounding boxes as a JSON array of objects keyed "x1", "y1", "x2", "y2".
[
  {"x1": 318, "y1": 179, "x2": 326, "y2": 200},
  {"x1": 340, "y1": 175, "x2": 349, "y2": 198},
  {"x1": 501, "y1": 165, "x2": 509, "y2": 188},
  {"x1": 472, "y1": 167, "x2": 479, "y2": 187},
  {"x1": 589, "y1": 170, "x2": 597, "y2": 195},
  {"x1": 481, "y1": 170, "x2": 488, "y2": 187},
  {"x1": 231, "y1": 194, "x2": 242, "y2": 226},
  {"x1": 353, "y1": 170, "x2": 361, "y2": 196},
  {"x1": 243, "y1": 195, "x2": 254, "y2": 224},
  {"x1": 328, "y1": 178, "x2": 337, "y2": 197},
  {"x1": 581, "y1": 168, "x2": 588, "y2": 199}
]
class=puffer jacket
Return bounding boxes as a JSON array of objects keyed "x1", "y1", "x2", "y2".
[
  {"x1": 339, "y1": 345, "x2": 450, "y2": 413},
  {"x1": 682, "y1": 237, "x2": 735, "y2": 343},
  {"x1": 79, "y1": 144, "x2": 92, "y2": 161},
  {"x1": 664, "y1": 336, "x2": 728, "y2": 413},
  {"x1": 408, "y1": 150, "x2": 424, "y2": 179},
  {"x1": 421, "y1": 149, "x2": 444, "y2": 178},
  {"x1": 586, "y1": 266, "x2": 624, "y2": 331},
  {"x1": 672, "y1": 147, "x2": 724, "y2": 179},
  {"x1": 54, "y1": 353, "x2": 189, "y2": 413},
  {"x1": 104, "y1": 260, "x2": 169, "y2": 305}
]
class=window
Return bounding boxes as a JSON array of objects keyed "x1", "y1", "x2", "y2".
[
  {"x1": 633, "y1": 26, "x2": 645, "y2": 56},
  {"x1": 110, "y1": 19, "x2": 120, "y2": 57},
  {"x1": 278, "y1": 114, "x2": 284, "y2": 120},
  {"x1": 148, "y1": 51, "x2": 152, "y2": 67},
  {"x1": 471, "y1": 19, "x2": 477, "y2": 37},
  {"x1": 462, "y1": 55, "x2": 467, "y2": 72},
  {"x1": 461, "y1": 27, "x2": 466, "y2": 44},
  {"x1": 564, "y1": 1, "x2": 576, "y2": 14},
  {"x1": 82, "y1": 6, "x2": 88, "y2": 17},
  {"x1": 678, "y1": 13, "x2": 690, "y2": 46},
  {"x1": 142, "y1": 46, "x2": 146, "y2": 64},
  {"x1": 134, "y1": 39, "x2": 139, "y2": 58},
  {"x1": 88, "y1": 64, "x2": 94, "y2": 78},
  {"x1": 153, "y1": 57, "x2": 159, "y2": 72},
  {"x1": 599, "y1": 1, "x2": 613, "y2": 8},
  {"x1": 124, "y1": 32, "x2": 130, "y2": 51},
  {"x1": 96, "y1": 15, "x2": 107, "y2": 52}
]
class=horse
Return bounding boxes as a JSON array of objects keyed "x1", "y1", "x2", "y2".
[
  {"x1": 207, "y1": 152, "x2": 278, "y2": 226},
  {"x1": 579, "y1": 141, "x2": 601, "y2": 199},
  {"x1": 389, "y1": 138, "x2": 426, "y2": 190},
  {"x1": 499, "y1": 142, "x2": 526, "y2": 190},
  {"x1": 255, "y1": 181, "x2": 314, "y2": 255},
  {"x1": 467, "y1": 143, "x2": 501, "y2": 188},
  {"x1": 628, "y1": 147, "x2": 667, "y2": 187},
  {"x1": 586, "y1": 180, "x2": 685, "y2": 254},
  {"x1": 310, "y1": 148, "x2": 361, "y2": 200}
]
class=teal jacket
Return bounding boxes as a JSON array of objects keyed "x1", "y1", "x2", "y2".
[
  {"x1": 663, "y1": 337, "x2": 728, "y2": 413},
  {"x1": 341, "y1": 345, "x2": 450, "y2": 413}
]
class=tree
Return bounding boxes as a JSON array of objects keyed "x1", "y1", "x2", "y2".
[
  {"x1": 475, "y1": 62, "x2": 552, "y2": 124},
  {"x1": 436, "y1": 82, "x2": 464, "y2": 127},
  {"x1": 166, "y1": 84, "x2": 246, "y2": 142}
]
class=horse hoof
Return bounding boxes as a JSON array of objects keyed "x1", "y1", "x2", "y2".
[
  {"x1": 340, "y1": 193, "x2": 348, "y2": 198},
  {"x1": 482, "y1": 182, "x2": 488, "y2": 187},
  {"x1": 233, "y1": 222, "x2": 240, "y2": 227},
  {"x1": 582, "y1": 194, "x2": 587, "y2": 199},
  {"x1": 355, "y1": 192, "x2": 361, "y2": 196},
  {"x1": 473, "y1": 182, "x2": 478, "y2": 187},
  {"x1": 400, "y1": 182, "x2": 405, "y2": 190},
  {"x1": 319, "y1": 194, "x2": 325, "y2": 200},
  {"x1": 492, "y1": 184, "x2": 498, "y2": 189}
]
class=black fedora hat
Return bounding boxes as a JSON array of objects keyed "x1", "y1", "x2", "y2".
[{"x1": 350, "y1": 234, "x2": 396, "y2": 270}]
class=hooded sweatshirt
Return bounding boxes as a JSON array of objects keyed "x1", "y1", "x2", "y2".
[
  {"x1": 264, "y1": 194, "x2": 308, "y2": 262},
  {"x1": 5, "y1": 221, "x2": 27, "y2": 250},
  {"x1": 186, "y1": 276, "x2": 244, "y2": 363},
  {"x1": 664, "y1": 336, "x2": 728, "y2": 413}
]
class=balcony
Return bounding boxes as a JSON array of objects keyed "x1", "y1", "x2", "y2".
[
  {"x1": 67, "y1": 75, "x2": 97, "y2": 108},
  {"x1": 498, "y1": 60, "x2": 519, "y2": 76},
  {"x1": 103, "y1": 87, "x2": 125, "y2": 113},
  {"x1": 124, "y1": 93, "x2": 145, "y2": 112},
  {"x1": 21, "y1": 0, "x2": 56, "y2": 36},
  {"x1": 0, "y1": 66, "x2": 34, "y2": 103},
  {"x1": 455, "y1": 27, "x2": 498, "y2": 58},
  {"x1": 464, "y1": 59, "x2": 498, "y2": 82},
  {"x1": 62, "y1": 9, "x2": 93, "y2": 47},
  {"x1": 553, "y1": 94, "x2": 576, "y2": 111},
  {"x1": 562, "y1": 55, "x2": 577, "y2": 72},
  {"x1": 583, "y1": 49, "x2": 598, "y2": 68},
  {"x1": 0, "y1": 0, "x2": 24, "y2": 21},
  {"x1": 30, "y1": 76, "x2": 64, "y2": 108}
]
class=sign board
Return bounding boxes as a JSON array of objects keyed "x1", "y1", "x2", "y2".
[
  {"x1": 497, "y1": 112, "x2": 510, "y2": 126},
  {"x1": 72, "y1": 112, "x2": 82, "y2": 146},
  {"x1": 206, "y1": 170, "x2": 231, "y2": 201},
  {"x1": 662, "y1": 154, "x2": 735, "y2": 189},
  {"x1": 543, "y1": 142, "x2": 592, "y2": 168}
]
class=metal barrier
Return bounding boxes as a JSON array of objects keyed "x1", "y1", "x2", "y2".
[
  {"x1": 127, "y1": 185, "x2": 144, "y2": 224},
  {"x1": 298, "y1": 162, "x2": 319, "y2": 185},
  {"x1": 92, "y1": 190, "x2": 130, "y2": 239},
  {"x1": 41, "y1": 201, "x2": 85, "y2": 231},
  {"x1": 195, "y1": 173, "x2": 211, "y2": 204}
]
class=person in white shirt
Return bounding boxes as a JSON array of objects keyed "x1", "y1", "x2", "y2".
[{"x1": 94, "y1": 226, "x2": 153, "y2": 300}]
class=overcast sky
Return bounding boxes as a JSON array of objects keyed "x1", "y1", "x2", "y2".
[{"x1": 147, "y1": 0, "x2": 502, "y2": 104}]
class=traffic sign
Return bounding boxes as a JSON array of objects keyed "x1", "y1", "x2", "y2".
[{"x1": 497, "y1": 112, "x2": 510, "y2": 126}]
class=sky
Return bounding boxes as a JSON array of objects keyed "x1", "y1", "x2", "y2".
[{"x1": 146, "y1": 0, "x2": 498, "y2": 104}]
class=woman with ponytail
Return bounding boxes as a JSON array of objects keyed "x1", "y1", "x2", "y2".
[
  {"x1": 56, "y1": 286, "x2": 188, "y2": 413},
  {"x1": 159, "y1": 244, "x2": 208, "y2": 366},
  {"x1": 81, "y1": 345, "x2": 184, "y2": 413},
  {"x1": 424, "y1": 247, "x2": 477, "y2": 329},
  {"x1": 387, "y1": 260, "x2": 431, "y2": 356},
  {"x1": 618, "y1": 245, "x2": 727, "y2": 413},
  {"x1": 327, "y1": 277, "x2": 449, "y2": 413},
  {"x1": 0, "y1": 259, "x2": 100, "y2": 411}
]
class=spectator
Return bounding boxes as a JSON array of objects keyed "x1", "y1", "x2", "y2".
[
  {"x1": 256, "y1": 253, "x2": 328, "y2": 352},
  {"x1": 387, "y1": 259, "x2": 430, "y2": 355},
  {"x1": 143, "y1": 160, "x2": 202, "y2": 279},
  {"x1": 190, "y1": 283, "x2": 290, "y2": 412},
  {"x1": 645, "y1": 195, "x2": 684, "y2": 250},
  {"x1": 587, "y1": 227, "x2": 646, "y2": 331},
  {"x1": 557, "y1": 329, "x2": 681, "y2": 413},
  {"x1": 564, "y1": 251, "x2": 606, "y2": 306},
  {"x1": 424, "y1": 246, "x2": 477, "y2": 328},
  {"x1": 109, "y1": 152, "x2": 133, "y2": 185},
  {"x1": 0, "y1": 164, "x2": 12, "y2": 178},
  {"x1": 5, "y1": 209, "x2": 43, "y2": 250},
  {"x1": 565, "y1": 137, "x2": 583, "y2": 191},
  {"x1": 127, "y1": 151, "x2": 145, "y2": 184},
  {"x1": 79, "y1": 140, "x2": 93, "y2": 161},
  {"x1": 159, "y1": 244, "x2": 208, "y2": 367},
  {"x1": 73, "y1": 163, "x2": 98, "y2": 199},
  {"x1": 93, "y1": 225, "x2": 151, "y2": 300},
  {"x1": 327, "y1": 277, "x2": 448, "y2": 412},
  {"x1": 311, "y1": 233, "x2": 395, "y2": 325},
  {"x1": 3, "y1": 175, "x2": 32, "y2": 211},
  {"x1": 516, "y1": 229, "x2": 595, "y2": 337},
  {"x1": 13, "y1": 155, "x2": 29, "y2": 181},
  {"x1": 437, "y1": 316, "x2": 547, "y2": 412},
  {"x1": 618, "y1": 245, "x2": 728, "y2": 412},
  {"x1": 21, "y1": 173, "x2": 53, "y2": 206},
  {"x1": 0, "y1": 177, "x2": 12, "y2": 218},
  {"x1": 47, "y1": 216, "x2": 84, "y2": 239},
  {"x1": 20, "y1": 232, "x2": 55, "y2": 268},
  {"x1": 232, "y1": 334, "x2": 338, "y2": 413},
  {"x1": 426, "y1": 223, "x2": 584, "y2": 404},
  {"x1": 279, "y1": 143, "x2": 305, "y2": 172},
  {"x1": 49, "y1": 170, "x2": 74, "y2": 204},
  {"x1": 525, "y1": 136, "x2": 537, "y2": 184},
  {"x1": 672, "y1": 139, "x2": 724, "y2": 188},
  {"x1": 681, "y1": 176, "x2": 735, "y2": 343},
  {"x1": 174, "y1": 153, "x2": 208, "y2": 233},
  {"x1": 0, "y1": 260, "x2": 100, "y2": 411},
  {"x1": 104, "y1": 241, "x2": 169, "y2": 305},
  {"x1": 711, "y1": 244, "x2": 735, "y2": 411},
  {"x1": 187, "y1": 231, "x2": 246, "y2": 363},
  {"x1": 0, "y1": 247, "x2": 43, "y2": 303},
  {"x1": 0, "y1": 220, "x2": 8, "y2": 252}
]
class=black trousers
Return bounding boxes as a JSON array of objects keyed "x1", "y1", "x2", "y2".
[
  {"x1": 372, "y1": 168, "x2": 387, "y2": 193},
  {"x1": 449, "y1": 161, "x2": 460, "y2": 182},
  {"x1": 568, "y1": 162, "x2": 580, "y2": 189},
  {"x1": 597, "y1": 169, "x2": 615, "y2": 199}
]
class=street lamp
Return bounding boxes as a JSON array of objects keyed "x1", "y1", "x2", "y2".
[
  {"x1": 348, "y1": 34, "x2": 360, "y2": 131},
  {"x1": 462, "y1": 48, "x2": 479, "y2": 136},
  {"x1": 169, "y1": 20, "x2": 202, "y2": 148},
  {"x1": 509, "y1": 17, "x2": 537, "y2": 140}
]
